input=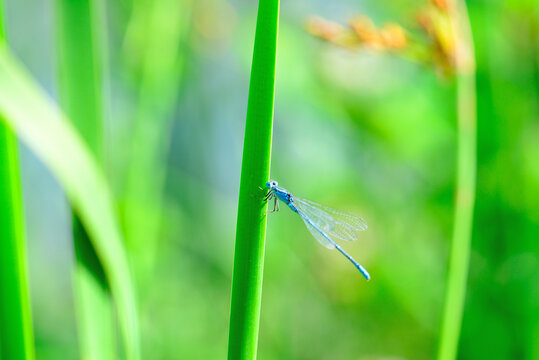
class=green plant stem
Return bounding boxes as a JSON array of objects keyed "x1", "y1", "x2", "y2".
[
  {"x1": 227, "y1": 1, "x2": 279, "y2": 359},
  {"x1": 122, "y1": 0, "x2": 191, "y2": 278},
  {"x1": 55, "y1": 0, "x2": 104, "y2": 156},
  {"x1": 0, "y1": 6, "x2": 35, "y2": 360},
  {"x1": 0, "y1": 125, "x2": 35, "y2": 360},
  {"x1": 53, "y1": 0, "x2": 115, "y2": 358},
  {"x1": 437, "y1": 0, "x2": 477, "y2": 359},
  {"x1": 0, "y1": 45, "x2": 140, "y2": 360}
]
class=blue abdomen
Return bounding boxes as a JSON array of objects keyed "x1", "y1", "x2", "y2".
[{"x1": 272, "y1": 186, "x2": 300, "y2": 213}]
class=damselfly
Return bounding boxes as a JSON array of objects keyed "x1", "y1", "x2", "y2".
[{"x1": 264, "y1": 180, "x2": 370, "y2": 280}]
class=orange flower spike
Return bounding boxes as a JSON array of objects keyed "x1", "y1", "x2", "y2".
[
  {"x1": 306, "y1": 16, "x2": 345, "y2": 42},
  {"x1": 306, "y1": 16, "x2": 361, "y2": 48},
  {"x1": 429, "y1": 8, "x2": 455, "y2": 65},
  {"x1": 349, "y1": 16, "x2": 381, "y2": 47},
  {"x1": 416, "y1": 11, "x2": 434, "y2": 36},
  {"x1": 430, "y1": 0, "x2": 448, "y2": 12},
  {"x1": 380, "y1": 23, "x2": 407, "y2": 49}
]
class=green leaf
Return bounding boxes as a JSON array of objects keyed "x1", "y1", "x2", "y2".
[
  {"x1": 53, "y1": 0, "x2": 116, "y2": 358},
  {"x1": 0, "y1": 4, "x2": 35, "y2": 359},
  {"x1": 122, "y1": 0, "x2": 192, "y2": 276},
  {"x1": 227, "y1": 1, "x2": 279, "y2": 359},
  {"x1": 0, "y1": 123, "x2": 35, "y2": 360},
  {"x1": 0, "y1": 44, "x2": 140, "y2": 360}
]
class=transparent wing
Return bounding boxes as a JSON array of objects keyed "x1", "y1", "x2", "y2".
[
  {"x1": 301, "y1": 216, "x2": 335, "y2": 249},
  {"x1": 293, "y1": 197, "x2": 367, "y2": 243}
]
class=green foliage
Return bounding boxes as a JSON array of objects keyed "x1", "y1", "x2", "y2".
[
  {"x1": 122, "y1": 0, "x2": 192, "y2": 276},
  {"x1": 0, "y1": 45, "x2": 140, "y2": 360},
  {"x1": 227, "y1": 1, "x2": 279, "y2": 359},
  {"x1": 53, "y1": 0, "x2": 116, "y2": 358},
  {"x1": 0, "y1": 0, "x2": 537, "y2": 359},
  {"x1": 54, "y1": 0, "x2": 104, "y2": 157},
  {"x1": 0, "y1": 123, "x2": 35, "y2": 360},
  {"x1": 0, "y1": 5, "x2": 35, "y2": 360},
  {"x1": 438, "y1": 1, "x2": 477, "y2": 359}
]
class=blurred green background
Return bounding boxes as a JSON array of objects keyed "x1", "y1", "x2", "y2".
[{"x1": 2, "y1": 0, "x2": 538, "y2": 358}]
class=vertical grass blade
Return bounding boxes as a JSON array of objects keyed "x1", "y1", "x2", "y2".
[
  {"x1": 72, "y1": 220, "x2": 115, "y2": 360},
  {"x1": 54, "y1": 0, "x2": 104, "y2": 156},
  {"x1": 122, "y1": 0, "x2": 192, "y2": 275},
  {"x1": 53, "y1": 0, "x2": 116, "y2": 358},
  {"x1": 0, "y1": 120, "x2": 35, "y2": 360},
  {"x1": 0, "y1": 6, "x2": 35, "y2": 360},
  {"x1": 437, "y1": 0, "x2": 477, "y2": 359},
  {"x1": 0, "y1": 45, "x2": 140, "y2": 360},
  {"x1": 227, "y1": 1, "x2": 279, "y2": 359}
]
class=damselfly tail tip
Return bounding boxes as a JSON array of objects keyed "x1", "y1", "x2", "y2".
[{"x1": 358, "y1": 265, "x2": 371, "y2": 281}]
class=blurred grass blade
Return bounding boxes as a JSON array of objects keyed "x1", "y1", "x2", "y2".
[
  {"x1": 438, "y1": 0, "x2": 477, "y2": 359},
  {"x1": 0, "y1": 117, "x2": 35, "y2": 360},
  {"x1": 227, "y1": 0, "x2": 279, "y2": 359},
  {"x1": 0, "y1": 45, "x2": 140, "y2": 360},
  {"x1": 0, "y1": 6, "x2": 35, "y2": 360},
  {"x1": 122, "y1": 0, "x2": 192, "y2": 276},
  {"x1": 72, "y1": 219, "x2": 115, "y2": 360},
  {"x1": 53, "y1": 0, "x2": 115, "y2": 358},
  {"x1": 54, "y1": 0, "x2": 104, "y2": 158}
]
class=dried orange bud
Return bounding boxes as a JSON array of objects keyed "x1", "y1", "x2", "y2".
[
  {"x1": 430, "y1": 0, "x2": 448, "y2": 11},
  {"x1": 416, "y1": 12, "x2": 433, "y2": 34},
  {"x1": 380, "y1": 23, "x2": 407, "y2": 49},
  {"x1": 349, "y1": 16, "x2": 380, "y2": 46},
  {"x1": 306, "y1": 16, "x2": 344, "y2": 41}
]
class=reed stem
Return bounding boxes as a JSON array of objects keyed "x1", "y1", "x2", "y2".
[
  {"x1": 54, "y1": 0, "x2": 115, "y2": 358},
  {"x1": 0, "y1": 5, "x2": 35, "y2": 359},
  {"x1": 227, "y1": 1, "x2": 279, "y2": 359},
  {"x1": 437, "y1": 0, "x2": 477, "y2": 358}
]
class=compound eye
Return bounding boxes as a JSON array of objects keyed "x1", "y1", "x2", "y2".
[{"x1": 272, "y1": 181, "x2": 278, "y2": 187}]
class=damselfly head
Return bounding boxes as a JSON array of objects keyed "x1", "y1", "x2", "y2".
[{"x1": 266, "y1": 180, "x2": 278, "y2": 189}]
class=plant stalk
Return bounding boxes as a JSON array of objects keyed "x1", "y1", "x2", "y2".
[
  {"x1": 437, "y1": 0, "x2": 477, "y2": 358},
  {"x1": 122, "y1": 0, "x2": 191, "y2": 278},
  {"x1": 53, "y1": 0, "x2": 115, "y2": 358},
  {"x1": 227, "y1": 1, "x2": 279, "y2": 359},
  {"x1": 0, "y1": 5, "x2": 35, "y2": 360},
  {"x1": 0, "y1": 44, "x2": 140, "y2": 360},
  {"x1": 0, "y1": 124, "x2": 35, "y2": 360}
]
